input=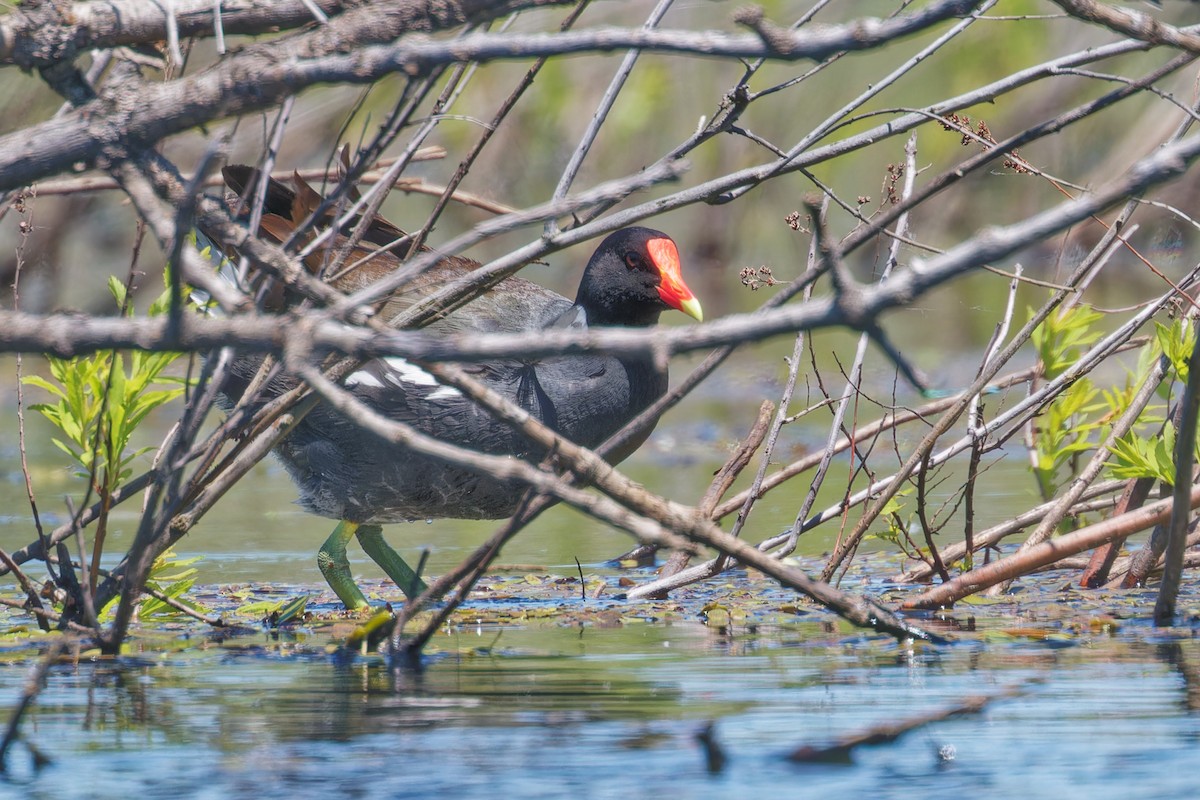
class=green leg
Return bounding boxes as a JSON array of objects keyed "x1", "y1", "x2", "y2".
[
  {"x1": 356, "y1": 524, "x2": 428, "y2": 601},
  {"x1": 317, "y1": 520, "x2": 370, "y2": 611}
]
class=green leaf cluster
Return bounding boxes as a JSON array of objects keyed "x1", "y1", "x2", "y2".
[
  {"x1": 1032, "y1": 304, "x2": 1103, "y2": 381},
  {"x1": 20, "y1": 268, "x2": 201, "y2": 610},
  {"x1": 1029, "y1": 306, "x2": 1105, "y2": 499},
  {"x1": 1154, "y1": 318, "x2": 1195, "y2": 387},
  {"x1": 96, "y1": 550, "x2": 210, "y2": 621},
  {"x1": 23, "y1": 275, "x2": 189, "y2": 488},
  {"x1": 1105, "y1": 319, "x2": 1198, "y2": 485},
  {"x1": 1109, "y1": 422, "x2": 1177, "y2": 485}
]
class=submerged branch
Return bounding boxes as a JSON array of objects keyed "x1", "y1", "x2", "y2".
[{"x1": 786, "y1": 683, "x2": 1027, "y2": 763}]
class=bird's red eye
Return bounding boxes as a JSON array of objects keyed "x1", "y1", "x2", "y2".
[{"x1": 624, "y1": 252, "x2": 642, "y2": 270}]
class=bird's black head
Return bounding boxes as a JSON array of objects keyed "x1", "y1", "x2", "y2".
[{"x1": 574, "y1": 227, "x2": 703, "y2": 327}]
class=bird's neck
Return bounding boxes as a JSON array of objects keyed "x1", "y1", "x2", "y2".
[
  {"x1": 574, "y1": 300, "x2": 666, "y2": 408},
  {"x1": 599, "y1": 353, "x2": 667, "y2": 465},
  {"x1": 621, "y1": 350, "x2": 668, "y2": 415}
]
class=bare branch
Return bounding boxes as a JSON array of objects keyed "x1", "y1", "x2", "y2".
[
  {"x1": 0, "y1": 0, "x2": 981, "y2": 192},
  {"x1": 0, "y1": 0, "x2": 551, "y2": 68},
  {"x1": 1051, "y1": 0, "x2": 1200, "y2": 53},
  {"x1": 906, "y1": 485, "x2": 1200, "y2": 610}
]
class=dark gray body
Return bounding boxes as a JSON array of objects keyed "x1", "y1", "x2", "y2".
[{"x1": 223, "y1": 302, "x2": 665, "y2": 524}]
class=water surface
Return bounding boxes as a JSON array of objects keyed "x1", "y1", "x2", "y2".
[{"x1": 3, "y1": 589, "x2": 1198, "y2": 799}]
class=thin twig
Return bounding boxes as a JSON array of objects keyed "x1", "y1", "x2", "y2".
[
  {"x1": 10, "y1": 189, "x2": 51, "y2": 632},
  {"x1": 547, "y1": 0, "x2": 673, "y2": 235}
]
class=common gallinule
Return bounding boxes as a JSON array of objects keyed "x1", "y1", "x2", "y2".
[{"x1": 212, "y1": 168, "x2": 703, "y2": 610}]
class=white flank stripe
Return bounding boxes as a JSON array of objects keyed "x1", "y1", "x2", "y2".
[
  {"x1": 345, "y1": 370, "x2": 384, "y2": 389},
  {"x1": 383, "y1": 357, "x2": 439, "y2": 387},
  {"x1": 381, "y1": 357, "x2": 462, "y2": 398},
  {"x1": 427, "y1": 386, "x2": 463, "y2": 401}
]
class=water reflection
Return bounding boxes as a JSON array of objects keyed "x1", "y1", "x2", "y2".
[{"x1": 3, "y1": 620, "x2": 1200, "y2": 798}]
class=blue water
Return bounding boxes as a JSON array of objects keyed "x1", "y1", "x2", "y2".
[{"x1": 3, "y1": 609, "x2": 1199, "y2": 799}]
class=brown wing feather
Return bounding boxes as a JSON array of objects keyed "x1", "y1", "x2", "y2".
[{"x1": 216, "y1": 165, "x2": 574, "y2": 331}]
